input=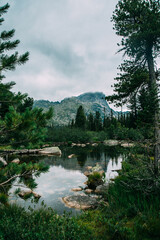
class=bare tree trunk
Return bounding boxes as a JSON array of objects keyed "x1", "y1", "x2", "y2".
[{"x1": 147, "y1": 45, "x2": 160, "y2": 174}]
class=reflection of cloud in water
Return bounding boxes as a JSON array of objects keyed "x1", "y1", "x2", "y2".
[
  {"x1": 9, "y1": 146, "x2": 124, "y2": 215},
  {"x1": 36, "y1": 165, "x2": 86, "y2": 196}
]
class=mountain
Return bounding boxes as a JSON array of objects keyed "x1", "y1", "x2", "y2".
[{"x1": 33, "y1": 92, "x2": 118, "y2": 126}]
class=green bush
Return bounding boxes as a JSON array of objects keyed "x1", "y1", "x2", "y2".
[
  {"x1": 47, "y1": 127, "x2": 91, "y2": 143},
  {"x1": 87, "y1": 172, "x2": 105, "y2": 190},
  {"x1": 0, "y1": 205, "x2": 94, "y2": 240}
]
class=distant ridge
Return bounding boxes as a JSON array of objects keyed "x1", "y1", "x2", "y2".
[{"x1": 34, "y1": 92, "x2": 118, "y2": 126}]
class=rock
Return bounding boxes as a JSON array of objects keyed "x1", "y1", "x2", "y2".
[
  {"x1": 84, "y1": 171, "x2": 91, "y2": 177},
  {"x1": 28, "y1": 149, "x2": 39, "y2": 154},
  {"x1": 18, "y1": 190, "x2": 32, "y2": 198},
  {"x1": 81, "y1": 144, "x2": 86, "y2": 147},
  {"x1": 39, "y1": 147, "x2": 62, "y2": 156},
  {"x1": 76, "y1": 144, "x2": 81, "y2": 147},
  {"x1": 71, "y1": 143, "x2": 76, "y2": 147},
  {"x1": 98, "y1": 170, "x2": 105, "y2": 176},
  {"x1": 71, "y1": 187, "x2": 83, "y2": 192},
  {"x1": 95, "y1": 184, "x2": 108, "y2": 194},
  {"x1": 0, "y1": 157, "x2": 7, "y2": 166},
  {"x1": 103, "y1": 140, "x2": 119, "y2": 146},
  {"x1": 86, "y1": 166, "x2": 92, "y2": 170},
  {"x1": 68, "y1": 154, "x2": 76, "y2": 159},
  {"x1": 12, "y1": 158, "x2": 20, "y2": 164},
  {"x1": 32, "y1": 191, "x2": 41, "y2": 198},
  {"x1": 92, "y1": 143, "x2": 98, "y2": 147},
  {"x1": 18, "y1": 189, "x2": 41, "y2": 199},
  {"x1": 62, "y1": 195, "x2": 98, "y2": 210},
  {"x1": 84, "y1": 189, "x2": 93, "y2": 194},
  {"x1": 85, "y1": 164, "x2": 105, "y2": 190},
  {"x1": 121, "y1": 142, "x2": 135, "y2": 147}
]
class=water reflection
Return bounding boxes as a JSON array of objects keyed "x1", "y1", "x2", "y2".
[{"x1": 9, "y1": 145, "x2": 124, "y2": 215}]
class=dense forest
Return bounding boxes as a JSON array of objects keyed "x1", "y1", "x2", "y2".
[{"x1": 0, "y1": 1, "x2": 160, "y2": 240}]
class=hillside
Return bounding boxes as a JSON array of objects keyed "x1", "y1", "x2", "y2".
[{"x1": 33, "y1": 92, "x2": 117, "y2": 126}]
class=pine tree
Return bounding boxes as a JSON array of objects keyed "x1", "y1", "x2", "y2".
[
  {"x1": 75, "y1": 105, "x2": 86, "y2": 129},
  {"x1": 94, "y1": 111, "x2": 102, "y2": 131},
  {"x1": 87, "y1": 113, "x2": 95, "y2": 131},
  {"x1": 0, "y1": 3, "x2": 52, "y2": 202},
  {"x1": 0, "y1": 3, "x2": 53, "y2": 148},
  {"x1": 110, "y1": 0, "x2": 160, "y2": 173}
]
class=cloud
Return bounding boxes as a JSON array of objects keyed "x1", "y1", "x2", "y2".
[{"x1": 1, "y1": 0, "x2": 125, "y2": 107}]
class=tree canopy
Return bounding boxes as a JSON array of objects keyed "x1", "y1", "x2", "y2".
[
  {"x1": 107, "y1": 0, "x2": 160, "y2": 173},
  {"x1": 0, "y1": 3, "x2": 52, "y2": 203}
]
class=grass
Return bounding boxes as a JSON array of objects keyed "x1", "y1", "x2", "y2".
[{"x1": 0, "y1": 204, "x2": 95, "y2": 240}]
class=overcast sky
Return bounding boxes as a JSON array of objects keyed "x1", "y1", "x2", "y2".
[{"x1": 2, "y1": 0, "x2": 125, "y2": 108}]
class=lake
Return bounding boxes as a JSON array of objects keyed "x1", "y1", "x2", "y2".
[{"x1": 9, "y1": 145, "x2": 124, "y2": 215}]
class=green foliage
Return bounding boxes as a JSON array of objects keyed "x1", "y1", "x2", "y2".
[
  {"x1": 0, "y1": 160, "x2": 49, "y2": 204},
  {"x1": 47, "y1": 126, "x2": 91, "y2": 143},
  {"x1": 87, "y1": 172, "x2": 105, "y2": 190},
  {"x1": 0, "y1": 3, "x2": 53, "y2": 148},
  {"x1": 107, "y1": 0, "x2": 160, "y2": 140},
  {"x1": 75, "y1": 105, "x2": 86, "y2": 129},
  {"x1": 0, "y1": 205, "x2": 94, "y2": 240}
]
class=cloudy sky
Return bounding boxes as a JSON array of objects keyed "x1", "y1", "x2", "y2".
[{"x1": 2, "y1": 0, "x2": 124, "y2": 107}]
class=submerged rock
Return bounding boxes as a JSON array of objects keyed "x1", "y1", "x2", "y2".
[
  {"x1": 18, "y1": 189, "x2": 41, "y2": 199},
  {"x1": 18, "y1": 190, "x2": 32, "y2": 198},
  {"x1": 62, "y1": 194, "x2": 98, "y2": 210},
  {"x1": 71, "y1": 187, "x2": 83, "y2": 192},
  {"x1": 32, "y1": 191, "x2": 41, "y2": 198},
  {"x1": 39, "y1": 147, "x2": 62, "y2": 156},
  {"x1": 84, "y1": 189, "x2": 93, "y2": 194}
]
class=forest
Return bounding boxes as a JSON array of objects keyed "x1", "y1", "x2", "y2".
[{"x1": 0, "y1": 1, "x2": 160, "y2": 239}]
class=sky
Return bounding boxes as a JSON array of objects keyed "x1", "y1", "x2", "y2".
[{"x1": 2, "y1": 0, "x2": 124, "y2": 108}]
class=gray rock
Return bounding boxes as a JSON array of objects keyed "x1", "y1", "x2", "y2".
[
  {"x1": 39, "y1": 147, "x2": 62, "y2": 156},
  {"x1": 95, "y1": 184, "x2": 109, "y2": 194},
  {"x1": 0, "y1": 157, "x2": 7, "y2": 166},
  {"x1": 92, "y1": 143, "x2": 98, "y2": 147},
  {"x1": 62, "y1": 194, "x2": 98, "y2": 210},
  {"x1": 81, "y1": 144, "x2": 86, "y2": 147},
  {"x1": 121, "y1": 142, "x2": 135, "y2": 147},
  {"x1": 103, "y1": 140, "x2": 119, "y2": 146},
  {"x1": 12, "y1": 158, "x2": 20, "y2": 164}
]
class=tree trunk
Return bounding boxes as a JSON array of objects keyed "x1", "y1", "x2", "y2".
[{"x1": 146, "y1": 45, "x2": 160, "y2": 174}]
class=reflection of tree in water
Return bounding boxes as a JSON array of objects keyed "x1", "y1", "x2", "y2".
[
  {"x1": 0, "y1": 155, "x2": 49, "y2": 203},
  {"x1": 77, "y1": 152, "x2": 87, "y2": 167}
]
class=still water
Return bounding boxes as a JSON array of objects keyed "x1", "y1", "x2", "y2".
[{"x1": 9, "y1": 145, "x2": 124, "y2": 215}]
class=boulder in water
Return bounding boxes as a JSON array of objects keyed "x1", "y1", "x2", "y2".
[{"x1": 62, "y1": 194, "x2": 98, "y2": 210}]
